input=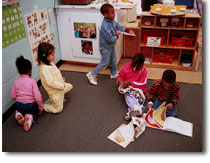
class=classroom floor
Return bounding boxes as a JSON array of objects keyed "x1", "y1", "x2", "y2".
[{"x1": 59, "y1": 55, "x2": 202, "y2": 84}]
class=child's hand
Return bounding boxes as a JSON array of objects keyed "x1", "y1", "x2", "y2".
[
  {"x1": 116, "y1": 32, "x2": 119, "y2": 39},
  {"x1": 39, "y1": 110, "x2": 43, "y2": 115},
  {"x1": 148, "y1": 103, "x2": 153, "y2": 110},
  {"x1": 62, "y1": 77, "x2": 66, "y2": 82},
  {"x1": 129, "y1": 30, "x2": 135, "y2": 35},
  {"x1": 166, "y1": 103, "x2": 173, "y2": 109},
  {"x1": 121, "y1": 81, "x2": 131, "y2": 88}
]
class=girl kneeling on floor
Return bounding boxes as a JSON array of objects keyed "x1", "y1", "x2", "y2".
[
  {"x1": 37, "y1": 42, "x2": 73, "y2": 113},
  {"x1": 11, "y1": 56, "x2": 44, "y2": 131}
]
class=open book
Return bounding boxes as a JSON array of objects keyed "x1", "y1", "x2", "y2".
[
  {"x1": 118, "y1": 31, "x2": 136, "y2": 37},
  {"x1": 144, "y1": 102, "x2": 193, "y2": 137},
  {"x1": 107, "y1": 117, "x2": 146, "y2": 148}
]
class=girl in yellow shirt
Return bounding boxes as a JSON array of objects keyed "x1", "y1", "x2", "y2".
[{"x1": 37, "y1": 42, "x2": 73, "y2": 113}]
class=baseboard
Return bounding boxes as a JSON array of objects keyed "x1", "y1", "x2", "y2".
[{"x1": 2, "y1": 60, "x2": 64, "y2": 124}]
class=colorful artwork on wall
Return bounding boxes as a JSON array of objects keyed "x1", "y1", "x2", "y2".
[
  {"x1": 25, "y1": 8, "x2": 55, "y2": 65},
  {"x1": 2, "y1": 2, "x2": 26, "y2": 48}
]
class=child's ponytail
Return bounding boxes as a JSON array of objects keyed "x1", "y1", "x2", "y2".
[{"x1": 16, "y1": 55, "x2": 32, "y2": 75}]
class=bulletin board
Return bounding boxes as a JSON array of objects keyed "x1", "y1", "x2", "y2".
[
  {"x1": 25, "y1": 8, "x2": 55, "y2": 65},
  {"x1": 2, "y1": 2, "x2": 26, "y2": 48}
]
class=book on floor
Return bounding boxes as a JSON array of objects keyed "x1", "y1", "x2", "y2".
[
  {"x1": 107, "y1": 117, "x2": 146, "y2": 148},
  {"x1": 144, "y1": 102, "x2": 193, "y2": 137}
]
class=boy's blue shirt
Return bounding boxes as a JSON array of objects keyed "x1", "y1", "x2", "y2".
[{"x1": 99, "y1": 18, "x2": 125, "y2": 49}]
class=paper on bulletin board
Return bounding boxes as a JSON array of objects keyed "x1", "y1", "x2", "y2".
[
  {"x1": 48, "y1": 8, "x2": 54, "y2": 26},
  {"x1": 25, "y1": 8, "x2": 51, "y2": 65},
  {"x1": 2, "y1": 2, "x2": 26, "y2": 48}
]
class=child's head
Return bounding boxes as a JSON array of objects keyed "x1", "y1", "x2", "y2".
[
  {"x1": 37, "y1": 42, "x2": 55, "y2": 65},
  {"x1": 100, "y1": 3, "x2": 115, "y2": 20},
  {"x1": 162, "y1": 69, "x2": 176, "y2": 90},
  {"x1": 131, "y1": 53, "x2": 145, "y2": 71},
  {"x1": 16, "y1": 55, "x2": 32, "y2": 76}
]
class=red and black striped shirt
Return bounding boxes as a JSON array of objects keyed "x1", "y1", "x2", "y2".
[{"x1": 148, "y1": 79, "x2": 180, "y2": 104}]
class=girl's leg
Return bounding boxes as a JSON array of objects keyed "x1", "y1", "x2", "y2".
[
  {"x1": 16, "y1": 102, "x2": 39, "y2": 123},
  {"x1": 44, "y1": 91, "x2": 64, "y2": 113},
  {"x1": 15, "y1": 110, "x2": 25, "y2": 126},
  {"x1": 64, "y1": 83, "x2": 73, "y2": 94},
  {"x1": 24, "y1": 114, "x2": 33, "y2": 132},
  {"x1": 109, "y1": 48, "x2": 117, "y2": 75},
  {"x1": 91, "y1": 49, "x2": 111, "y2": 75}
]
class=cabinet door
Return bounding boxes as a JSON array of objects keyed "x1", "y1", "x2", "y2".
[{"x1": 123, "y1": 28, "x2": 140, "y2": 58}]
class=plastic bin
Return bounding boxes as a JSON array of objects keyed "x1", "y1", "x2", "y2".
[
  {"x1": 172, "y1": 36, "x2": 194, "y2": 47},
  {"x1": 153, "y1": 53, "x2": 174, "y2": 64}
]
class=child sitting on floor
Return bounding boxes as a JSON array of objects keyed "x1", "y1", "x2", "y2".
[
  {"x1": 37, "y1": 42, "x2": 73, "y2": 113},
  {"x1": 117, "y1": 53, "x2": 148, "y2": 120},
  {"x1": 11, "y1": 55, "x2": 44, "y2": 131},
  {"x1": 146, "y1": 69, "x2": 180, "y2": 117}
]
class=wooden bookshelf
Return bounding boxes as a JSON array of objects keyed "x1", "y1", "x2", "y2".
[{"x1": 123, "y1": 11, "x2": 201, "y2": 71}]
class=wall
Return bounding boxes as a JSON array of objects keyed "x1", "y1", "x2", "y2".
[{"x1": 2, "y1": 0, "x2": 62, "y2": 113}]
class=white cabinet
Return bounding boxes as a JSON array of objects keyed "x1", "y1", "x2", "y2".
[{"x1": 56, "y1": 3, "x2": 136, "y2": 64}]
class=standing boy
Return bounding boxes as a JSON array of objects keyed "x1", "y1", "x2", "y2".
[
  {"x1": 146, "y1": 69, "x2": 180, "y2": 117},
  {"x1": 86, "y1": 3, "x2": 134, "y2": 85}
]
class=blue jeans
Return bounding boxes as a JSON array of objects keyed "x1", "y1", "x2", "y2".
[
  {"x1": 16, "y1": 101, "x2": 39, "y2": 122},
  {"x1": 91, "y1": 47, "x2": 117, "y2": 75},
  {"x1": 148, "y1": 98, "x2": 178, "y2": 117}
]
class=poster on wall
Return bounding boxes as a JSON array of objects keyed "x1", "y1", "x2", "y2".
[
  {"x1": 71, "y1": 21, "x2": 100, "y2": 59},
  {"x1": 2, "y1": 2, "x2": 26, "y2": 48},
  {"x1": 48, "y1": 8, "x2": 54, "y2": 26},
  {"x1": 81, "y1": 40, "x2": 93, "y2": 55},
  {"x1": 25, "y1": 8, "x2": 52, "y2": 65},
  {"x1": 73, "y1": 22, "x2": 96, "y2": 39}
]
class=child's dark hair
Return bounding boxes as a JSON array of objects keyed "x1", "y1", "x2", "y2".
[
  {"x1": 162, "y1": 69, "x2": 176, "y2": 83},
  {"x1": 16, "y1": 55, "x2": 32, "y2": 75},
  {"x1": 132, "y1": 53, "x2": 145, "y2": 68},
  {"x1": 37, "y1": 42, "x2": 55, "y2": 65},
  {"x1": 100, "y1": 3, "x2": 114, "y2": 15}
]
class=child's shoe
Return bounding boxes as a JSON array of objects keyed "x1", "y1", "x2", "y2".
[
  {"x1": 110, "y1": 73, "x2": 118, "y2": 79},
  {"x1": 44, "y1": 98, "x2": 52, "y2": 104},
  {"x1": 124, "y1": 111, "x2": 131, "y2": 121},
  {"x1": 86, "y1": 72, "x2": 97, "y2": 85},
  {"x1": 15, "y1": 111, "x2": 25, "y2": 126},
  {"x1": 24, "y1": 114, "x2": 33, "y2": 132}
]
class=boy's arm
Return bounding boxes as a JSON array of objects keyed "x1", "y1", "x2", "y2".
[
  {"x1": 102, "y1": 25, "x2": 118, "y2": 44},
  {"x1": 171, "y1": 83, "x2": 180, "y2": 105},
  {"x1": 146, "y1": 80, "x2": 160, "y2": 109}
]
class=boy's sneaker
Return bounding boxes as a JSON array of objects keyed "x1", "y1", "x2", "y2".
[
  {"x1": 110, "y1": 73, "x2": 118, "y2": 79},
  {"x1": 24, "y1": 114, "x2": 33, "y2": 132},
  {"x1": 15, "y1": 111, "x2": 25, "y2": 126},
  {"x1": 86, "y1": 72, "x2": 97, "y2": 85}
]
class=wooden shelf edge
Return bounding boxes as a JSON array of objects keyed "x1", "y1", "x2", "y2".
[{"x1": 145, "y1": 62, "x2": 192, "y2": 71}]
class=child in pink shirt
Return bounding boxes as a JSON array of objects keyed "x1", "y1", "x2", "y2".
[
  {"x1": 11, "y1": 56, "x2": 44, "y2": 131},
  {"x1": 117, "y1": 53, "x2": 148, "y2": 120},
  {"x1": 117, "y1": 53, "x2": 148, "y2": 93}
]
